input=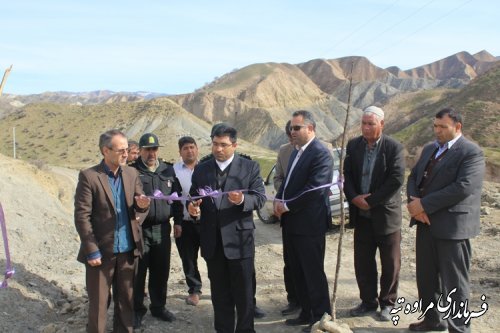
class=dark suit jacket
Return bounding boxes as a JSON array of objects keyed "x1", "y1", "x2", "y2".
[
  {"x1": 344, "y1": 134, "x2": 405, "y2": 235},
  {"x1": 276, "y1": 138, "x2": 333, "y2": 236},
  {"x1": 74, "y1": 163, "x2": 148, "y2": 263},
  {"x1": 407, "y1": 136, "x2": 485, "y2": 240},
  {"x1": 190, "y1": 154, "x2": 266, "y2": 260}
]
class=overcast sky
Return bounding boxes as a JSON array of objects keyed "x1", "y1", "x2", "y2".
[{"x1": 1, "y1": 0, "x2": 498, "y2": 95}]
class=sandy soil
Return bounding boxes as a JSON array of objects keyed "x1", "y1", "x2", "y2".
[{"x1": 0, "y1": 154, "x2": 498, "y2": 332}]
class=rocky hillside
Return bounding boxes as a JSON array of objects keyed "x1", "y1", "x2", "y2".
[
  {"x1": 403, "y1": 50, "x2": 498, "y2": 81},
  {"x1": 0, "y1": 50, "x2": 497, "y2": 171},
  {"x1": 0, "y1": 98, "x2": 276, "y2": 169},
  {"x1": 168, "y1": 62, "x2": 356, "y2": 149},
  {"x1": 0, "y1": 91, "x2": 166, "y2": 119},
  {"x1": 389, "y1": 62, "x2": 500, "y2": 179},
  {"x1": 169, "y1": 50, "x2": 497, "y2": 148}
]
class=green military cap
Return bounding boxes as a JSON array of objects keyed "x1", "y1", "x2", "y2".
[{"x1": 139, "y1": 133, "x2": 162, "y2": 148}]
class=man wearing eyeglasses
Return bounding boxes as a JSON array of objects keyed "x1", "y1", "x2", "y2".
[
  {"x1": 274, "y1": 110, "x2": 333, "y2": 332},
  {"x1": 187, "y1": 124, "x2": 266, "y2": 333},
  {"x1": 130, "y1": 133, "x2": 183, "y2": 328},
  {"x1": 74, "y1": 129, "x2": 150, "y2": 333}
]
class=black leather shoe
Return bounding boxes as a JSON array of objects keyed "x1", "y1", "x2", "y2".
[
  {"x1": 133, "y1": 312, "x2": 144, "y2": 329},
  {"x1": 281, "y1": 302, "x2": 300, "y2": 316},
  {"x1": 349, "y1": 302, "x2": 378, "y2": 317},
  {"x1": 378, "y1": 306, "x2": 391, "y2": 322},
  {"x1": 151, "y1": 309, "x2": 176, "y2": 322},
  {"x1": 254, "y1": 305, "x2": 267, "y2": 319},
  {"x1": 327, "y1": 224, "x2": 341, "y2": 234},
  {"x1": 285, "y1": 316, "x2": 310, "y2": 326},
  {"x1": 409, "y1": 320, "x2": 447, "y2": 331},
  {"x1": 302, "y1": 324, "x2": 313, "y2": 332}
]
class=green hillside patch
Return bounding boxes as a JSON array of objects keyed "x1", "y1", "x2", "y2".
[
  {"x1": 253, "y1": 156, "x2": 276, "y2": 179},
  {"x1": 393, "y1": 116, "x2": 433, "y2": 151}
]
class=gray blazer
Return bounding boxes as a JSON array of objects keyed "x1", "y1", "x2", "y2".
[
  {"x1": 273, "y1": 142, "x2": 295, "y2": 191},
  {"x1": 407, "y1": 136, "x2": 485, "y2": 240}
]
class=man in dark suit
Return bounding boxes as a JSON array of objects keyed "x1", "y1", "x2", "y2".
[
  {"x1": 343, "y1": 106, "x2": 405, "y2": 322},
  {"x1": 407, "y1": 108, "x2": 485, "y2": 333},
  {"x1": 74, "y1": 129, "x2": 150, "y2": 333},
  {"x1": 274, "y1": 110, "x2": 333, "y2": 332},
  {"x1": 187, "y1": 124, "x2": 266, "y2": 333}
]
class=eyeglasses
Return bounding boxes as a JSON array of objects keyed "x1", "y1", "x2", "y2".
[
  {"x1": 109, "y1": 148, "x2": 128, "y2": 154},
  {"x1": 142, "y1": 147, "x2": 159, "y2": 151},
  {"x1": 289, "y1": 125, "x2": 307, "y2": 132},
  {"x1": 212, "y1": 142, "x2": 233, "y2": 148}
]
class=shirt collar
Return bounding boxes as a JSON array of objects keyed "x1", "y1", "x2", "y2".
[
  {"x1": 362, "y1": 136, "x2": 382, "y2": 148},
  {"x1": 434, "y1": 133, "x2": 462, "y2": 150},
  {"x1": 216, "y1": 154, "x2": 234, "y2": 171},
  {"x1": 181, "y1": 160, "x2": 197, "y2": 169},
  {"x1": 298, "y1": 136, "x2": 315, "y2": 152},
  {"x1": 101, "y1": 160, "x2": 122, "y2": 178}
]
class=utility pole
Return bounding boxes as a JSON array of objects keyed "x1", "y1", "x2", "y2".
[
  {"x1": 0, "y1": 65, "x2": 13, "y2": 97},
  {"x1": 1, "y1": 65, "x2": 15, "y2": 158},
  {"x1": 12, "y1": 127, "x2": 16, "y2": 159}
]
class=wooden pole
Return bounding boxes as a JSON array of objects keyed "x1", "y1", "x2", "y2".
[
  {"x1": 0, "y1": 65, "x2": 13, "y2": 97},
  {"x1": 331, "y1": 61, "x2": 355, "y2": 320}
]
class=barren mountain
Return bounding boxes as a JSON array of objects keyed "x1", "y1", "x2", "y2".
[
  {"x1": 403, "y1": 50, "x2": 498, "y2": 81},
  {"x1": 473, "y1": 50, "x2": 498, "y2": 62},
  {"x1": 388, "y1": 62, "x2": 500, "y2": 179},
  {"x1": 298, "y1": 56, "x2": 390, "y2": 95},
  {"x1": 0, "y1": 91, "x2": 166, "y2": 119},
  {"x1": 170, "y1": 62, "x2": 359, "y2": 149},
  {"x1": 0, "y1": 98, "x2": 276, "y2": 170},
  {"x1": 0, "y1": 50, "x2": 497, "y2": 166},
  {"x1": 166, "y1": 51, "x2": 497, "y2": 149}
]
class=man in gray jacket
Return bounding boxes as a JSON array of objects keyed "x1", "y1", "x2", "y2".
[{"x1": 407, "y1": 107, "x2": 485, "y2": 333}]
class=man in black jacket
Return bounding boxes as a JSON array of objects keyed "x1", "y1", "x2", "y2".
[
  {"x1": 188, "y1": 124, "x2": 266, "y2": 333},
  {"x1": 343, "y1": 106, "x2": 405, "y2": 322},
  {"x1": 131, "y1": 133, "x2": 183, "y2": 328}
]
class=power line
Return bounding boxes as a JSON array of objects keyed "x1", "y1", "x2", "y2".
[
  {"x1": 369, "y1": 0, "x2": 474, "y2": 63},
  {"x1": 350, "y1": 0, "x2": 437, "y2": 55},
  {"x1": 322, "y1": 0, "x2": 402, "y2": 57}
]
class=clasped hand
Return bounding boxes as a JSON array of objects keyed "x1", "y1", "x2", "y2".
[
  {"x1": 407, "y1": 196, "x2": 430, "y2": 225},
  {"x1": 188, "y1": 199, "x2": 202, "y2": 217}
]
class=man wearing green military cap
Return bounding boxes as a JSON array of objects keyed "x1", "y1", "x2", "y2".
[{"x1": 131, "y1": 133, "x2": 183, "y2": 328}]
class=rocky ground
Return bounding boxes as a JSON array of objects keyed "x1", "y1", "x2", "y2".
[{"x1": 0, "y1": 154, "x2": 499, "y2": 332}]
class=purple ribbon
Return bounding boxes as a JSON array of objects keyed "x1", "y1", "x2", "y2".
[
  {"x1": 149, "y1": 176, "x2": 344, "y2": 205},
  {"x1": 0, "y1": 202, "x2": 15, "y2": 289},
  {"x1": 150, "y1": 187, "x2": 230, "y2": 202},
  {"x1": 273, "y1": 177, "x2": 344, "y2": 203}
]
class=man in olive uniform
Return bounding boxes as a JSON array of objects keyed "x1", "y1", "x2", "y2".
[{"x1": 131, "y1": 133, "x2": 183, "y2": 328}]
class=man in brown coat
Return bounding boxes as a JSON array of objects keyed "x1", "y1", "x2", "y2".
[{"x1": 74, "y1": 129, "x2": 150, "y2": 333}]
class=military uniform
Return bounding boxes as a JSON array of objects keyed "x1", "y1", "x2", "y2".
[{"x1": 131, "y1": 133, "x2": 183, "y2": 325}]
